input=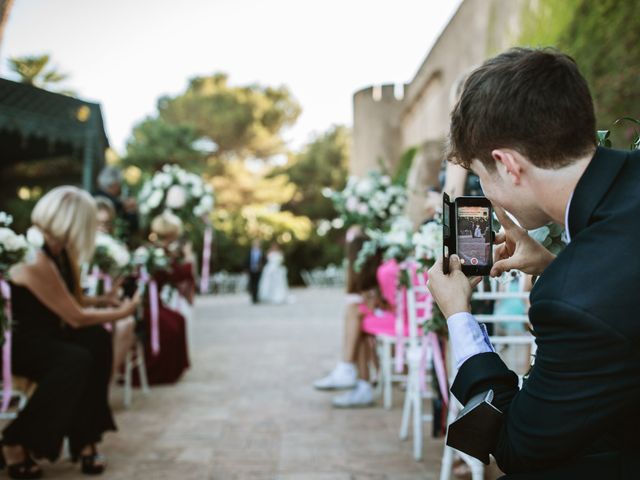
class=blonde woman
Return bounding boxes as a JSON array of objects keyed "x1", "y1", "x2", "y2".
[{"x1": 4, "y1": 187, "x2": 139, "y2": 478}]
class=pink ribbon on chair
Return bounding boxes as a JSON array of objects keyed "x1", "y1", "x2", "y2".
[
  {"x1": 140, "y1": 268, "x2": 161, "y2": 355},
  {"x1": 200, "y1": 226, "x2": 213, "y2": 294},
  {"x1": 394, "y1": 285, "x2": 406, "y2": 374},
  {"x1": 0, "y1": 279, "x2": 13, "y2": 413}
]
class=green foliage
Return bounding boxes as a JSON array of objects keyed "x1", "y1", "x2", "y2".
[
  {"x1": 124, "y1": 118, "x2": 205, "y2": 172},
  {"x1": 518, "y1": 0, "x2": 640, "y2": 137},
  {"x1": 7, "y1": 53, "x2": 75, "y2": 95},
  {"x1": 157, "y1": 73, "x2": 301, "y2": 160},
  {"x1": 276, "y1": 125, "x2": 350, "y2": 220},
  {"x1": 393, "y1": 146, "x2": 418, "y2": 186}
]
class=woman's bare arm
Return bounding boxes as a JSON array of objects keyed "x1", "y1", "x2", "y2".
[{"x1": 10, "y1": 252, "x2": 138, "y2": 328}]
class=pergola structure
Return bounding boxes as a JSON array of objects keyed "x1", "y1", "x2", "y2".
[{"x1": 0, "y1": 77, "x2": 109, "y2": 192}]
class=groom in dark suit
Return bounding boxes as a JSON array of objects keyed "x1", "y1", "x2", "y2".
[
  {"x1": 247, "y1": 239, "x2": 265, "y2": 304},
  {"x1": 427, "y1": 48, "x2": 639, "y2": 479}
]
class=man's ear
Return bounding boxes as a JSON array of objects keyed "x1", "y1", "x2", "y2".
[{"x1": 491, "y1": 149, "x2": 522, "y2": 185}]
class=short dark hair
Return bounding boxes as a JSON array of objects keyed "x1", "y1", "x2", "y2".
[{"x1": 448, "y1": 48, "x2": 597, "y2": 170}]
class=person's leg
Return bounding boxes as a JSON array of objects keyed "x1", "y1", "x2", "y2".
[
  {"x1": 356, "y1": 335, "x2": 370, "y2": 381},
  {"x1": 3, "y1": 337, "x2": 91, "y2": 462},
  {"x1": 313, "y1": 304, "x2": 361, "y2": 390},
  {"x1": 111, "y1": 316, "x2": 136, "y2": 378},
  {"x1": 342, "y1": 303, "x2": 362, "y2": 363},
  {"x1": 65, "y1": 326, "x2": 116, "y2": 461}
]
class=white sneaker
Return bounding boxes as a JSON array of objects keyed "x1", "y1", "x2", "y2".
[
  {"x1": 313, "y1": 362, "x2": 357, "y2": 390},
  {"x1": 332, "y1": 380, "x2": 374, "y2": 408}
]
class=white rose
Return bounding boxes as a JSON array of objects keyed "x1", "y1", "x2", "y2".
[
  {"x1": 152, "y1": 172, "x2": 172, "y2": 189},
  {"x1": 390, "y1": 205, "x2": 401, "y2": 216},
  {"x1": 357, "y1": 204, "x2": 369, "y2": 216},
  {"x1": 199, "y1": 195, "x2": 214, "y2": 212},
  {"x1": 193, "y1": 206, "x2": 205, "y2": 217},
  {"x1": 355, "y1": 178, "x2": 373, "y2": 197},
  {"x1": 3, "y1": 232, "x2": 27, "y2": 252},
  {"x1": 133, "y1": 247, "x2": 150, "y2": 265},
  {"x1": 191, "y1": 183, "x2": 204, "y2": 198},
  {"x1": 147, "y1": 189, "x2": 164, "y2": 209},
  {"x1": 0, "y1": 212, "x2": 13, "y2": 227},
  {"x1": 26, "y1": 227, "x2": 44, "y2": 248},
  {"x1": 166, "y1": 185, "x2": 187, "y2": 209},
  {"x1": 345, "y1": 196, "x2": 359, "y2": 212}
]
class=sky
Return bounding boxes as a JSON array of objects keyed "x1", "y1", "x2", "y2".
[{"x1": 1, "y1": 0, "x2": 462, "y2": 155}]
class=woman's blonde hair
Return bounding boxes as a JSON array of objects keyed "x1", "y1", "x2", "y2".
[
  {"x1": 31, "y1": 186, "x2": 98, "y2": 264},
  {"x1": 151, "y1": 210, "x2": 183, "y2": 239}
]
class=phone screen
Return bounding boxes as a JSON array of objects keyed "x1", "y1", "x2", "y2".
[{"x1": 456, "y1": 206, "x2": 491, "y2": 267}]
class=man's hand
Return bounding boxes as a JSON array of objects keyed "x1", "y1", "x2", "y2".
[
  {"x1": 427, "y1": 255, "x2": 482, "y2": 319},
  {"x1": 491, "y1": 207, "x2": 556, "y2": 277}
]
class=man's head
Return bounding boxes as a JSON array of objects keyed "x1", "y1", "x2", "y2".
[
  {"x1": 448, "y1": 48, "x2": 597, "y2": 228},
  {"x1": 97, "y1": 166, "x2": 123, "y2": 196}
]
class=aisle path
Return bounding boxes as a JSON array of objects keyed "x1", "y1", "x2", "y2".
[{"x1": 49, "y1": 288, "x2": 446, "y2": 479}]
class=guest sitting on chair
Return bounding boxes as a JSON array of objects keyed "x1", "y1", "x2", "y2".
[
  {"x1": 5, "y1": 186, "x2": 139, "y2": 479},
  {"x1": 95, "y1": 197, "x2": 137, "y2": 379}
]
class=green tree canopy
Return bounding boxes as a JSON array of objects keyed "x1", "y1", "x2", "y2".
[
  {"x1": 276, "y1": 125, "x2": 350, "y2": 220},
  {"x1": 157, "y1": 73, "x2": 301, "y2": 160},
  {"x1": 124, "y1": 117, "x2": 205, "y2": 172}
]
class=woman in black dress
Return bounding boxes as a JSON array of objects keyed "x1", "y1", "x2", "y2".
[{"x1": 4, "y1": 186, "x2": 139, "y2": 479}]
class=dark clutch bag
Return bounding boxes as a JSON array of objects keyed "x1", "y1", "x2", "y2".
[{"x1": 446, "y1": 389, "x2": 503, "y2": 465}]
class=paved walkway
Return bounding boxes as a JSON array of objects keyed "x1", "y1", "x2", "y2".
[{"x1": 37, "y1": 287, "x2": 476, "y2": 479}]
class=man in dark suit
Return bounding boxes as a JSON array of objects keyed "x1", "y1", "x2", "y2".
[
  {"x1": 247, "y1": 240, "x2": 265, "y2": 304},
  {"x1": 427, "y1": 48, "x2": 639, "y2": 479}
]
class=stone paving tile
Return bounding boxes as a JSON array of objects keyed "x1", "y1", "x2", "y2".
[{"x1": 3, "y1": 288, "x2": 506, "y2": 479}]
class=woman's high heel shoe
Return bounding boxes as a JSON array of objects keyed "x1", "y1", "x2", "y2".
[
  {"x1": 77, "y1": 445, "x2": 106, "y2": 476},
  {"x1": 0, "y1": 443, "x2": 43, "y2": 480}
]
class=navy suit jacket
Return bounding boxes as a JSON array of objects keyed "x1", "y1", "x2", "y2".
[{"x1": 451, "y1": 147, "x2": 640, "y2": 479}]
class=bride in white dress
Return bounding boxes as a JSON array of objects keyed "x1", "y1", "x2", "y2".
[{"x1": 258, "y1": 243, "x2": 289, "y2": 304}]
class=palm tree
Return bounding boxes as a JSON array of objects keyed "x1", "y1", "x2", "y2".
[{"x1": 7, "y1": 54, "x2": 75, "y2": 95}]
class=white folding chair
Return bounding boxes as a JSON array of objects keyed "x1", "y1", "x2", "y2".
[
  {"x1": 398, "y1": 273, "x2": 441, "y2": 461},
  {"x1": 121, "y1": 340, "x2": 150, "y2": 408},
  {"x1": 439, "y1": 273, "x2": 534, "y2": 480}
]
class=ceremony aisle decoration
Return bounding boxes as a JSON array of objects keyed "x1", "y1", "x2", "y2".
[
  {"x1": 132, "y1": 246, "x2": 170, "y2": 355},
  {"x1": 0, "y1": 213, "x2": 38, "y2": 412},
  {"x1": 324, "y1": 171, "x2": 407, "y2": 231},
  {"x1": 137, "y1": 164, "x2": 215, "y2": 293},
  {"x1": 88, "y1": 232, "x2": 131, "y2": 295}
]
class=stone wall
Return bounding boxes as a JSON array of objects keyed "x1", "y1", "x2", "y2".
[{"x1": 351, "y1": 0, "x2": 525, "y2": 222}]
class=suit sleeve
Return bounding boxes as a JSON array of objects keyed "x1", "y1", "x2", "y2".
[{"x1": 451, "y1": 299, "x2": 634, "y2": 474}]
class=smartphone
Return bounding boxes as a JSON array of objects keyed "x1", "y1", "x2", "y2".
[{"x1": 443, "y1": 194, "x2": 493, "y2": 276}]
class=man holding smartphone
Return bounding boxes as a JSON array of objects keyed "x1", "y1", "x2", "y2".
[{"x1": 427, "y1": 48, "x2": 639, "y2": 479}]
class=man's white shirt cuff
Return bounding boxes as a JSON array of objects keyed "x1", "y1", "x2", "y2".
[{"x1": 447, "y1": 312, "x2": 495, "y2": 370}]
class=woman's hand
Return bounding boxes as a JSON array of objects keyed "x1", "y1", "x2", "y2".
[
  {"x1": 491, "y1": 207, "x2": 556, "y2": 277},
  {"x1": 118, "y1": 291, "x2": 141, "y2": 318},
  {"x1": 103, "y1": 277, "x2": 125, "y2": 307}
]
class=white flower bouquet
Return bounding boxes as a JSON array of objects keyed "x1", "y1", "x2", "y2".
[
  {"x1": 138, "y1": 164, "x2": 215, "y2": 225},
  {"x1": 325, "y1": 171, "x2": 407, "y2": 230},
  {"x1": 355, "y1": 216, "x2": 415, "y2": 270},
  {"x1": 132, "y1": 245, "x2": 170, "y2": 275},
  {"x1": 0, "y1": 213, "x2": 29, "y2": 276},
  {"x1": 412, "y1": 219, "x2": 443, "y2": 269},
  {"x1": 90, "y1": 232, "x2": 131, "y2": 278}
]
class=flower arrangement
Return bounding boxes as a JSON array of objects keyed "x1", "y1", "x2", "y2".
[
  {"x1": 138, "y1": 164, "x2": 215, "y2": 225},
  {"x1": 355, "y1": 216, "x2": 415, "y2": 270},
  {"x1": 412, "y1": 219, "x2": 443, "y2": 270},
  {"x1": 0, "y1": 213, "x2": 31, "y2": 276},
  {"x1": 324, "y1": 171, "x2": 407, "y2": 230},
  {"x1": 132, "y1": 245, "x2": 170, "y2": 275},
  {"x1": 90, "y1": 232, "x2": 131, "y2": 278},
  {"x1": 411, "y1": 218, "x2": 446, "y2": 335}
]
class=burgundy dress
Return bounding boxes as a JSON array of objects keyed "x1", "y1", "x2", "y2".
[{"x1": 137, "y1": 262, "x2": 193, "y2": 385}]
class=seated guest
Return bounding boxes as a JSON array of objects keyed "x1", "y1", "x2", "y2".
[
  {"x1": 135, "y1": 211, "x2": 192, "y2": 385},
  {"x1": 95, "y1": 197, "x2": 138, "y2": 379},
  {"x1": 5, "y1": 186, "x2": 139, "y2": 478},
  {"x1": 314, "y1": 233, "x2": 382, "y2": 407},
  {"x1": 94, "y1": 166, "x2": 139, "y2": 244}
]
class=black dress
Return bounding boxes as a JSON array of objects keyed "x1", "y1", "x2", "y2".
[{"x1": 3, "y1": 247, "x2": 116, "y2": 461}]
